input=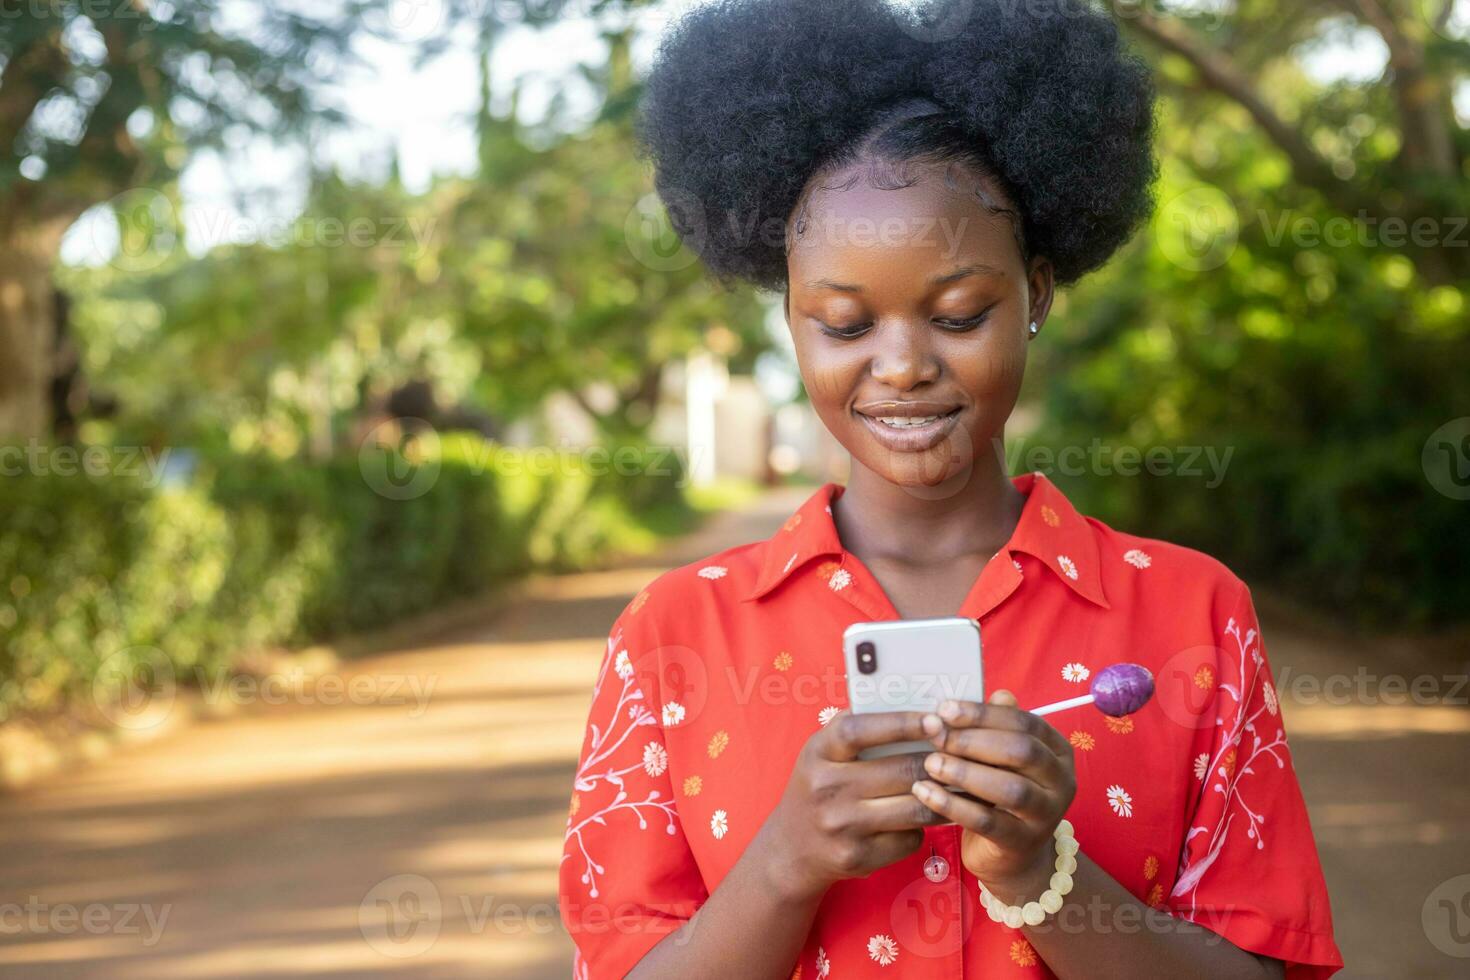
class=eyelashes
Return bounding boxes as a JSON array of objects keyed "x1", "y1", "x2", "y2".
[
  {"x1": 816, "y1": 321, "x2": 873, "y2": 339},
  {"x1": 814, "y1": 305, "x2": 997, "y2": 340}
]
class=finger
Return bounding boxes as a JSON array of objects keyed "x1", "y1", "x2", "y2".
[
  {"x1": 843, "y1": 751, "x2": 933, "y2": 799},
  {"x1": 989, "y1": 689, "x2": 1019, "y2": 707},
  {"x1": 853, "y1": 793, "x2": 951, "y2": 832},
  {"x1": 864, "y1": 828, "x2": 927, "y2": 869},
  {"x1": 921, "y1": 752, "x2": 1055, "y2": 819},
  {"x1": 910, "y1": 780, "x2": 1031, "y2": 847},
  {"x1": 820, "y1": 710, "x2": 943, "y2": 761},
  {"x1": 935, "y1": 698, "x2": 1071, "y2": 758},
  {"x1": 932, "y1": 728, "x2": 1068, "y2": 785}
]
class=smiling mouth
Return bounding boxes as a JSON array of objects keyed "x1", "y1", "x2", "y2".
[
  {"x1": 852, "y1": 405, "x2": 964, "y2": 452},
  {"x1": 869, "y1": 411, "x2": 959, "y2": 428}
]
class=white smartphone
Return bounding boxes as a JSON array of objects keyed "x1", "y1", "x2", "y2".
[{"x1": 843, "y1": 616, "x2": 984, "y2": 760}]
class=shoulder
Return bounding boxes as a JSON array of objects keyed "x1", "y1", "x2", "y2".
[
  {"x1": 610, "y1": 538, "x2": 768, "y2": 640},
  {"x1": 1085, "y1": 515, "x2": 1252, "y2": 620}
]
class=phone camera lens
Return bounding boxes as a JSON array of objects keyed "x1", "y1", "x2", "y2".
[{"x1": 856, "y1": 641, "x2": 877, "y2": 675}]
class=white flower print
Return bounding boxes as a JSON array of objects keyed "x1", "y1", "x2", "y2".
[
  {"x1": 1172, "y1": 613, "x2": 1290, "y2": 917},
  {"x1": 1061, "y1": 662, "x2": 1091, "y2": 683},
  {"x1": 662, "y1": 701, "x2": 686, "y2": 726},
  {"x1": 697, "y1": 565, "x2": 727, "y2": 580},
  {"x1": 1013, "y1": 558, "x2": 1024, "y2": 575},
  {"x1": 614, "y1": 649, "x2": 633, "y2": 680},
  {"x1": 828, "y1": 568, "x2": 853, "y2": 592},
  {"x1": 642, "y1": 741, "x2": 668, "y2": 777},
  {"x1": 564, "y1": 629, "x2": 677, "y2": 899},
  {"x1": 1057, "y1": 555, "x2": 1079, "y2": 580},
  {"x1": 711, "y1": 809, "x2": 729, "y2": 839},
  {"x1": 1106, "y1": 784, "x2": 1134, "y2": 818},
  {"x1": 818, "y1": 706, "x2": 840, "y2": 727},
  {"x1": 1193, "y1": 752, "x2": 1209, "y2": 781},
  {"x1": 1123, "y1": 548, "x2": 1152, "y2": 569},
  {"x1": 1262, "y1": 679, "x2": 1279, "y2": 716},
  {"x1": 867, "y1": 934, "x2": 899, "y2": 966},
  {"x1": 816, "y1": 947, "x2": 830, "y2": 978}
]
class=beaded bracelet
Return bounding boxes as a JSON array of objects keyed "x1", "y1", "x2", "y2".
[{"x1": 978, "y1": 818, "x2": 1078, "y2": 928}]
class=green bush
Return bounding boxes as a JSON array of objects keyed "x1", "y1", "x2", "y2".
[{"x1": 0, "y1": 435, "x2": 690, "y2": 721}]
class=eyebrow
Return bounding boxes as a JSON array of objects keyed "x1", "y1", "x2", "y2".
[{"x1": 802, "y1": 264, "x2": 1005, "y2": 293}]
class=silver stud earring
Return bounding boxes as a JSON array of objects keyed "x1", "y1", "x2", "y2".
[{"x1": 1028, "y1": 321, "x2": 1039, "y2": 338}]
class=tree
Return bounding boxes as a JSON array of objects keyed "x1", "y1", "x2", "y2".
[
  {"x1": 1115, "y1": 0, "x2": 1468, "y2": 284},
  {"x1": 1022, "y1": 2, "x2": 1470, "y2": 625},
  {"x1": 0, "y1": 1, "x2": 379, "y2": 438}
]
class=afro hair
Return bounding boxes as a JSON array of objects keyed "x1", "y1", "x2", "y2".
[{"x1": 636, "y1": 0, "x2": 1158, "y2": 291}]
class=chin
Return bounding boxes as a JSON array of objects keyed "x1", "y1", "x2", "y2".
[{"x1": 853, "y1": 437, "x2": 979, "y2": 496}]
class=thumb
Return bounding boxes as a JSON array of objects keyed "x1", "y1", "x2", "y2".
[{"x1": 988, "y1": 689, "x2": 1018, "y2": 707}]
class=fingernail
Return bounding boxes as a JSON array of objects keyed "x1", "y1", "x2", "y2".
[
  {"x1": 924, "y1": 752, "x2": 942, "y2": 776},
  {"x1": 922, "y1": 713, "x2": 943, "y2": 735},
  {"x1": 939, "y1": 700, "x2": 961, "y2": 720},
  {"x1": 912, "y1": 781, "x2": 934, "y2": 798}
]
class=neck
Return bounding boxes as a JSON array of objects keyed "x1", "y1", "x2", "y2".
[{"x1": 833, "y1": 444, "x2": 1025, "y2": 566}]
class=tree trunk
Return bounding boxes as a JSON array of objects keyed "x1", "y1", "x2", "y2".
[{"x1": 0, "y1": 223, "x2": 66, "y2": 440}]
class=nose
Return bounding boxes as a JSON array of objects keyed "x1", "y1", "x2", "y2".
[{"x1": 869, "y1": 320, "x2": 940, "y2": 391}]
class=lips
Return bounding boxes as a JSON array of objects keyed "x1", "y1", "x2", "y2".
[{"x1": 852, "y1": 401, "x2": 963, "y2": 453}]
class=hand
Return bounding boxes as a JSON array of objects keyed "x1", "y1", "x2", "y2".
[
  {"x1": 910, "y1": 690, "x2": 1077, "y2": 903},
  {"x1": 757, "y1": 709, "x2": 950, "y2": 903}
]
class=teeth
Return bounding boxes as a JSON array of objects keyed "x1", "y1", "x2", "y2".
[{"x1": 877, "y1": 415, "x2": 941, "y2": 428}]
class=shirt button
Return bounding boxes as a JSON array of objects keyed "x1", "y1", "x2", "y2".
[{"x1": 923, "y1": 853, "x2": 950, "y2": 883}]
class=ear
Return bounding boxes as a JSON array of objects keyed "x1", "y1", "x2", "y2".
[
  {"x1": 782, "y1": 288, "x2": 791, "y2": 326},
  {"x1": 1025, "y1": 257, "x2": 1057, "y2": 336}
]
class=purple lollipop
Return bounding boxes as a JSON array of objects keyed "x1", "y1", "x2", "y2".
[
  {"x1": 1090, "y1": 663, "x2": 1155, "y2": 716},
  {"x1": 1028, "y1": 663, "x2": 1155, "y2": 718}
]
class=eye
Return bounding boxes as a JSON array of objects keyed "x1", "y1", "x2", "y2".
[
  {"x1": 933, "y1": 306, "x2": 996, "y2": 331},
  {"x1": 814, "y1": 319, "x2": 873, "y2": 339}
]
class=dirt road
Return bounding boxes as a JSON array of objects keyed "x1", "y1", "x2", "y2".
[{"x1": 0, "y1": 487, "x2": 1464, "y2": 978}]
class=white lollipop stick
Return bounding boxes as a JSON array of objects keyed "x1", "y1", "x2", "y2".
[
  {"x1": 1026, "y1": 664, "x2": 1157, "y2": 718},
  {"x1": 1029, "y1": 693, "x2": 1094, "y2": 717}
]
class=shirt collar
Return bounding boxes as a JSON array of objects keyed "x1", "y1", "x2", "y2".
[{"x1": 742, "y1": 471, "x2": 1110, "y2": 609}]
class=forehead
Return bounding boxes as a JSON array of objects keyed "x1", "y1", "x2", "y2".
[{"x1": 786, "y1": 160, "x2": 1023, "y2": 284}]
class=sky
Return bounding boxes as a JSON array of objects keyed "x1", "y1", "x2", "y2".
[{"x1": 59, "y1": 0, "x2": 1468, "y2": 268}]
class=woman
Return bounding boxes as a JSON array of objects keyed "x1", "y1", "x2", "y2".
[{"x1": 559, "y1": 1, "x2": 1343, "y2": 977}]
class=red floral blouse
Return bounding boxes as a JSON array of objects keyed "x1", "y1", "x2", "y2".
[{"x1": 559, "y1": 471, "x2": 1344, "y2": 978}]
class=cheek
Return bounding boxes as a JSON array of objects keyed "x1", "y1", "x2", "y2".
[
  {"x1": 952, "y1": 332, "x2": 1027, "y2": 402},
  {"x1": 793, "y1": 338, "x2": 861, "y2": 411}
]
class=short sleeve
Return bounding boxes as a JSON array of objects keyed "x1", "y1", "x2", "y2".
[
  {"x1": 1168, "y1": 582, "x2": 1343, "y2": 978},
  {"x1": 559, "y1": 609, "x2": 709, "y2": 978}
]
